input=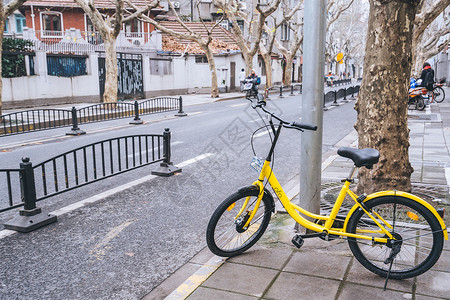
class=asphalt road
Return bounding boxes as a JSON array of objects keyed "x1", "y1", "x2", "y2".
[{"x1": 0, "y1": 94, "x2": 356, "y2": 299}]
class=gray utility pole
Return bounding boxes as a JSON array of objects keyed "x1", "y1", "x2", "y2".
[{"x1": 299, "y1": 0, "x2": 327, "y2": 226}]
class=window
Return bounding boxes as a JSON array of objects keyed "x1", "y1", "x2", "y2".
[
  {"x1": 281, "y1": 24, "x2": 290, "y2": 41},
  {"x1": 4, "y1": 18, "x2": 8, "y2": 33},
  {"x1": 84, "y1": 15, "x2": 102, "y2": 44},
  {"x1": 195, "y1": 56, "x2": 208, "y2": 64},
  {"x1": 124, "y1": 19, "x2": 142, "y2": 36},
  {"x1": 41, "y1": 12, "x2": 63, "y2": 36},
  {"x1": 85, "y1": 15, "x2": 95, "y2": 32},
  {"x1": 237, "y1": 20, "x2": 244, "y2": 32},
  {"x1": 150, "y1": 59, "x2": 173, "y2": 75},
  {"x1": 15, "y1": 14, "x2": 26, "y2": 33}
]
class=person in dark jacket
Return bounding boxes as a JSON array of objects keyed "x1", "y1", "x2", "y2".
[{"x1": 418, "y1": 62, "x2": 435, "y2": 91}]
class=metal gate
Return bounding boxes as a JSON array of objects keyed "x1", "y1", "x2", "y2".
[{"x1": 98, "y1": 53, "x2": 144, "y2": 101}]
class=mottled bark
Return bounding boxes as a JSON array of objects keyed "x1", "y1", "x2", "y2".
[
  {"x1": 261, "y1": 49, "x2": 273, "y2": 88},
  {"x1": 284, "y1": 55, "x2": 294, "y2": 85},
  {"x1": 103, "y1": 37, "x2": 118, "y2": 103},
  {"x1": 355, "y1": 0, "x2": 418, "y2": 194},
  {"x1": 202, "y1": 45, "x2": 219, "y2": 97}
]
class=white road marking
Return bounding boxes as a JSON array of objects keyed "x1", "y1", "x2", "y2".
[
  {"x1": 126, "y1": 141, "x2": 184, "y2": 158},
  {"x1": 254, "y1": 131, "x2": 270, "y2": 138},
  {"x1": 230, "y1": 103, "x2": 247, "y2": 108},
  {"x1": 178, "y1": 153, "x2": 214, "y2": 168},
  {"x1": 248, "y1": 119, "x2": 262, "y2": 123},
  {"x1": 90, "y1": 220, "x2": 135, "y2": 260},
  {"x1": 188, "y1": 111, "x2": 204, "y2": 116},
  {"x1": 0, "y1": 153, "x2": 215, "y2": 239}
]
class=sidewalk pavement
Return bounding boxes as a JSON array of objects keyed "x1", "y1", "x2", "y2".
[{"x1": 145, "y1": 88, "x2": 450, "y2": 300}]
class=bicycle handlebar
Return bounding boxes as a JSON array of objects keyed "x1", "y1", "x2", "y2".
[{"x1": 254, "y1": 101, "x2": 317, "y2": 132}]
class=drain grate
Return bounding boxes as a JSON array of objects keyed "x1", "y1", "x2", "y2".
[
  {"x1": 320, "y1": 181, "x2": 449, "y2": 223},
  {"x1": 408, "y1": 113, "x2": 440, "y2": 122}
]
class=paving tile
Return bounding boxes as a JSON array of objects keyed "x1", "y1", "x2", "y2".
[
  {"x1": 202, "y1": 263, "x2": 278, "y2": 297},
  {"x1": 415, "y1": 294, "x2": 447, "y2": 300},
  {"x1": 346, "y1": 259, "x2": 414, "y2": 293},
  {"x1": 338, "y1": 282, "x2": 412, "y2": 299},
  {"x1": 187, "y1": 287, "x2": 258, "y2": 300},
  {"x1": 444, "y1": 241, "x2": 450, "y2": 251},
  {"x1": 227, "y1": 246, "x2": 293, "y2": 270},
  {"x1": 415, "y1": 269, "x2": 450, "y2": 299},
  {"x1": 264, "y1": 272, "x2": 340, "y2": 300},
  {"x1": 283, "y1": 251, "x2": 351, "y2": 280},
  {"x1": 297, "y1": 238, "x2": 353, "y2": 254}
]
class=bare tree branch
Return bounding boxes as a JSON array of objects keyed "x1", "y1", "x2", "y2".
[
  {"x1": 327, "y1": 0, "x2": 355, "y2": 31},
  {"x1": 5, "y1": 0, "x2": 28, "y2": 17},
  {"x1": 414, "y1": 0, "x2": 450, "y2": 38}
]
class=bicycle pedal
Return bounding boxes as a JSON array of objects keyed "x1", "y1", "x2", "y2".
[{"x1": 292, "y1": 235, "x2": 304, "y2": 249}]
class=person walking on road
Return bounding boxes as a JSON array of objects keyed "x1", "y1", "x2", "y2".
[
  {"x1": 239, "y1": 68, "x2": 246, "y2": 92},
  {"x1": 326, "y1": 71, "x2": 333, "y2": 87}
]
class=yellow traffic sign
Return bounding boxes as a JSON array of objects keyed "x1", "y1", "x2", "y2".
[{"x1": 336, "y1": 53, "x2": 344, "y2": 64}]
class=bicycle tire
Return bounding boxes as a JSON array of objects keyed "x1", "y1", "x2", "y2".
[
  {"x1": 206, "y1": 188, "x2": 273, "y2": 257},
  {"x1": 416, "y1": 96, "x2": 425, "y2": 111},
  {"x1": 347, "y1": 196, "x2": 444, "y2": 279},
  {"x1": 433, "y1": 86, "x2": 445, "y2": 103}
]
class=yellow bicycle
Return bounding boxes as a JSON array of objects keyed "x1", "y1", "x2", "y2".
[{"x1": 206, "y1": 98, "x2": 448, "y2": 280}]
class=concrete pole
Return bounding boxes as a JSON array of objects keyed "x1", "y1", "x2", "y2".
[{"x1": 299, "y1": 0, "x2": 327, "y2": 227}]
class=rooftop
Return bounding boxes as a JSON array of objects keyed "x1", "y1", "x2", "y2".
[{"x1": 159, "y1": 21, "x2": 239, "y2": 54}]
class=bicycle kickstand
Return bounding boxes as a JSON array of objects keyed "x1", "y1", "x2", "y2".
[{"x1": 383, "y1": 242, "x2": 401, "y2": 291}]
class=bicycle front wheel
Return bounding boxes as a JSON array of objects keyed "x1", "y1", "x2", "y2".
[
  {"x1": 433, "y1": 86, "x2": 445, "y2": 103},
  {"x1": 347, "y1": 196, "x2": 444, "y2": 279},
  {"x1": 206, "y1": 188, "x2": 273, "y2": 257}
]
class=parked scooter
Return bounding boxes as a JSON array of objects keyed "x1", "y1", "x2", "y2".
[
  {"x1": 243, "y1": 78, "x2": 263, "y2": 101},
  {"x1": 408, "y1": 86, "x2": 426, "y2": 111}
]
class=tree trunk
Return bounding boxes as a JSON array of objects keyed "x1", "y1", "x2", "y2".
[
  {"x1": 355, "y1": 0, "x2": 417, "y2": 194},
  {"x1": 284, "y1": 55, "x2": 294, "y2": 86},
  {"x1": 103, "y1": 37, "x2": 118, "y2": 103},
  {"x1": 413, "y1": 48, "x2": 425, "y2": 76},
  {"x1": 262, "y1": 52, "x2": 273, "y2": 89},
  {"x1": 411, "y1": 32, "x2": 424, "y2": 76},
  {"x1": 243, "y1": 54, "x2": 253, "y2": 76},
  {"x1": 203, "y1": 45, "x2": 219, "y2": 97}
]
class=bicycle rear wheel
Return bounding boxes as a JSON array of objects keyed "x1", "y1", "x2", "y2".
[
  {"x1": 433, "y1": 86, "x2": 445, "y2": 103},
  {"x1": 206, "y1": 188, "x2": 273, "y2": 257},
  {"x1": 347, "y1": 196, "x2": 444, "y2": 279}
]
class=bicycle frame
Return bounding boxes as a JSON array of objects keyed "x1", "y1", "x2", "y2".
[{"x1": 242, "y1": 116, "x2": 448, "y2": 244}]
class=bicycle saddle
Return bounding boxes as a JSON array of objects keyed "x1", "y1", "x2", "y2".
[{"x1": 337, "y1": 147, "x2": 380, "y2": 168}]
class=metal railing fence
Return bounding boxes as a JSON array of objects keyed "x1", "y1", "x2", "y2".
[
  {"x1": 1, "y1": 97, "x2": 186, "y2": 136},
  {"x1": 323, "y1": 85, "x2": 360, "y2": 106},
  {"x1": 1, "y1": 129, "x2": 181, "y2": 232},
  {"x1": 33, "y1": 134, "x2": 164, "y2": 202}
]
